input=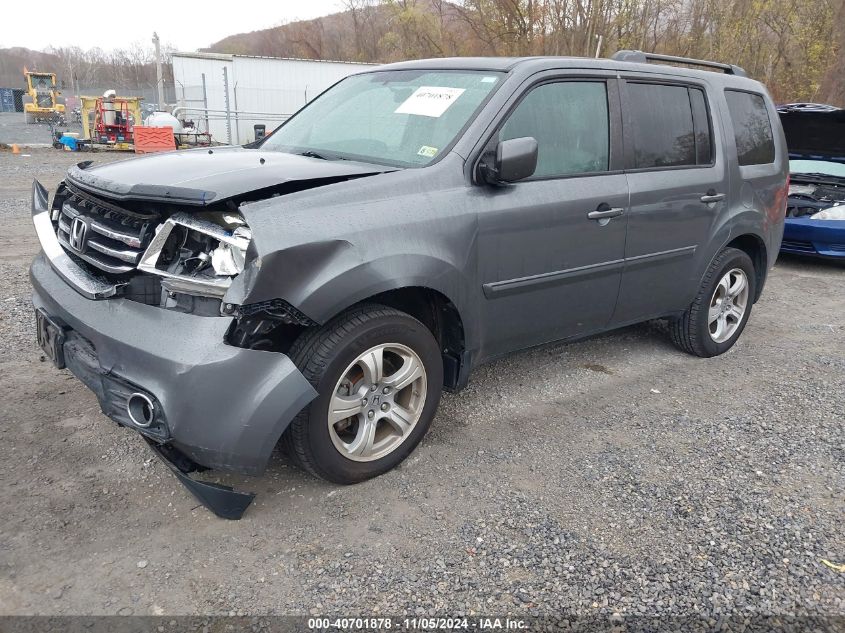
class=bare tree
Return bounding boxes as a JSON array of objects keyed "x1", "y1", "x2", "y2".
[{"x1": 20, "y1": 0, "x2": 838, "y2": 105}]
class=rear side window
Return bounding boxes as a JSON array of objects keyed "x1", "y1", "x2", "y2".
[
  {"x1": 725, "y1": 90, "x2": 775, "y2": 165},
  {"x1": 627, "y1": 83, "x2": 698, "y2": 168},
  {"x1": 499, "y1": 81, "x2": 610, "y2": 178}
]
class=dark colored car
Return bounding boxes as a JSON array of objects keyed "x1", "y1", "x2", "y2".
[
  {"x1": 778, "y1": 106, "x2": 845, "y2": 259},
  {"x1": 30, "y1": 51, "x2": 789, "y2": 517}
]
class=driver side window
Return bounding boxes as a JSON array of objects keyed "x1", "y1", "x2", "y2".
[{"x1": 499, "y1": 81, "x2": 610, "y2": 178}]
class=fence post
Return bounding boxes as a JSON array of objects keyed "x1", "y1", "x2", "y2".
[
  {"x1": 201, "y1": 73, "x2": 209, "y2": 135},
  {"x1": 222, "y1": 66, "x2": 232, "y2": 145},
  {"x1": 152, "y1": 32, "x2": 165, "y2": 110},
  {"x1": 233, "y1": 83, "x2": 241, "y2": 145}
]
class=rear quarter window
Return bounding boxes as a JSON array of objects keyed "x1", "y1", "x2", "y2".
[{"x1": 724, "y1": 90, "x2": 775, "y2": 166}]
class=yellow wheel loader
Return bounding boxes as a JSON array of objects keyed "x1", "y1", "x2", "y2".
[{"x1": 23, "y1": 71, "x2": 66, "y2": 124}]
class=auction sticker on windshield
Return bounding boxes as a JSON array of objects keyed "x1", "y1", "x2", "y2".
[{"x1": 395, "y1": 86, "x2": 466, "y2": 118}]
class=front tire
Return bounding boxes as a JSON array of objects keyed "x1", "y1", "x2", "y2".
[
  {"x1": 284, "y1": 304, "x2": 443, "y2": 484},
  {"x1": 669, "y1": 247, "x2": 756, "y2": 357}
]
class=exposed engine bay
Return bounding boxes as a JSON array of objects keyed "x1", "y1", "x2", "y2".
[{"x1": 786, "y1": 179, "x2": 845, "y2": 218}]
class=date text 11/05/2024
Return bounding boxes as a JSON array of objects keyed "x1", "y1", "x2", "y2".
[{"x1": 307, "y1": 617, "x2": 529, "y2": 630}]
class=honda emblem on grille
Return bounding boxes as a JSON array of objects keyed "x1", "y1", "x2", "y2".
[{"x1": 69, "y1": 217, "x2": 88, "y2": 252}]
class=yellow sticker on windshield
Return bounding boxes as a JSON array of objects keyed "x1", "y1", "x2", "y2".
[{"x1": 417, "y1": 146, "x2": 438, "y2": 158}]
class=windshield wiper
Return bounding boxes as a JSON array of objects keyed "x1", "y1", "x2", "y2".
[
  {"x1": 297, "y1": 149, "x2": 350, "y2": 162},
  {"x1": 792, "y1": 172, "x2": 845, "y2": 179},
  {"x1": 791, "y1": 172, "x2": 845, "y2": 185},
  {"x1": 297, "y1": 150, "x2": 330, "y2": 160}
]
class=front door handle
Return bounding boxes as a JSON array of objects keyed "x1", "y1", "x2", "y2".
[
  {"x1": 700, "y1": 192, "x2": 726, "y2": 204},
  {"x1": 587, "y1": 207, "x2": 625, "y2": 221}
]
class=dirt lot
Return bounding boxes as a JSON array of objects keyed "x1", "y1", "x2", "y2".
[
  {"x1": 0, "y1": 111, "x2": 83, "y2": 147},
  {"x1": 0, "y1": 149, "x2": 843, "y2": 620}
]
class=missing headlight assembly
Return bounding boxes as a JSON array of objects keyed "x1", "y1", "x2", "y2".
[{"x1": 138, "y1": 212, "x2": 252, "y2": 299}]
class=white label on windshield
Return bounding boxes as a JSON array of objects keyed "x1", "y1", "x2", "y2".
[{"x1": 395, "y1": 86, "x2": 466, "y2": 118}]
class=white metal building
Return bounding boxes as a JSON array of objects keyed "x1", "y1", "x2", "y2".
[{"x1": 171, "y1": 52, "x2": 374, "y2": 144}]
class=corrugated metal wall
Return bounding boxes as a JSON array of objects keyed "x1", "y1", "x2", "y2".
[
  {"x1": 0, "y1": 88, "x2": 26, "y2": 112},
  {"x1": 171, "y1": 53, "x2": 371, "y2": 144}
]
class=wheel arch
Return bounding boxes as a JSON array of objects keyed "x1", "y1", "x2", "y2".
[
  {"x1": 724, "y1": 233, "x2": 768, "y2": 302},
  {"x1": 233, "y1": 249, "x2": 475, "y2": 391},
  {"x1": 310, "y1": 275, "x2": 472, "y2": 392},
  {"x1": 692, "y1": 221, "x2": 769, "y2": 308},
  {"x1": 361, "y1": 286, "x2": 469, "y2": 391}
]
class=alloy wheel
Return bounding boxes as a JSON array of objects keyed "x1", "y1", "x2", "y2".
[
  {"x1": 328, "y1": 343, "x2": 428, "y2": 462},
  {"x1": 708, "y1": 267, "x2": 749, "y2": 343}
]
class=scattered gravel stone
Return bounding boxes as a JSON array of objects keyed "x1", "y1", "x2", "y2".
[{"x1": 0, "y1": 148, "x2": 842, "y2": 621}]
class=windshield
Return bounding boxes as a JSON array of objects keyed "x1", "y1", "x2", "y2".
[
  {"x1": 261, "y1": 70, "x2": 503, "y2": 167},
  {"x1": 30, "y1": 74, "x2": 53, "y2": 90},
  {"x1": 790, "y1": 159, "x2": 845, "y2": 179}
]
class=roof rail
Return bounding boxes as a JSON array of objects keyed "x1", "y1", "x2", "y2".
[{"x1": 611, "y1": 50, "x2": 748, "y2": 78}]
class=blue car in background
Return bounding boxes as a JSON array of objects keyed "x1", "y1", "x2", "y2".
[{"x1": 778, "y1": 105, "x2": 845, "y2": 259}]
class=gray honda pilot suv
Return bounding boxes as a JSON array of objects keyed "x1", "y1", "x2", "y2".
[{"x1": 30, "y1": 51, "x2": 788, "y2": 517}]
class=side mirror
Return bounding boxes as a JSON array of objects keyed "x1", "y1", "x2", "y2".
[{"x1": 480, "y1": 136, "x2": 538, "y2": 184}]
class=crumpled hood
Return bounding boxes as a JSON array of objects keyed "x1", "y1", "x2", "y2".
[
  {"x1": 66, "y1": 146, "x2": 389, "y2": 205},
  {"x1": 779, "y1": 109, "x2": 845, "y2": 164}
]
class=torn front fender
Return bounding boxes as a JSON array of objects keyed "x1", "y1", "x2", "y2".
[{"x1": 225, "y1": 238, "x2": 360, "y2": 313}]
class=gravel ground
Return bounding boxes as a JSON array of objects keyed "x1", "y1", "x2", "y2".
[
  {"x1": 0, "y1": 111, "x2": 83, "y2": 147},
  {"x1": 0, "y1": 149, "x2": 843, "y2": 625}
]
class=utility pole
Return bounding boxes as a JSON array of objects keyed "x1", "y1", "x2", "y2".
[
  {"x1": 152, "y1": 32, "x2": 165, "y2": 111},
  {"x1": 67, "y1": 55, "x2": 79, "y2": 111}
]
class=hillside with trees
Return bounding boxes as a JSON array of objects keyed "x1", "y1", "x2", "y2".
[
  {"x1": 206, "y1": 0, "x2": 843, "y2": 105},
  {"x1": 2, "y1": 0, "x2": 840, "y2": 105}
]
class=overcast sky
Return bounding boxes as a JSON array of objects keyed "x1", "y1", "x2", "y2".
[{"x1": 4, "y1": 0, "x2": 346, "y2": 52}]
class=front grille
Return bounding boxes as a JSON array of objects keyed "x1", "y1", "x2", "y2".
[
  {"x1": 55, "y1": 190, "x2": 156, "y2": 275},
  {"x1": 786, "y1": 205, "x2": 820, "y2": 218},
  {"x1": 781, "y1": 239, "x2": 816, "y2": 253}
]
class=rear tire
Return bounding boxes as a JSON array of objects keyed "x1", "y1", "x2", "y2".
[
  {"x1": 669, "y1": 247, "x2": 756, "y2": 357},
  {"x1": 284, "y1": 303, "x2": 443, "y2": 484}
]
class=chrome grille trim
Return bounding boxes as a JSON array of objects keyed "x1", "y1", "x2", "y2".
[
  {"x1": 87, "y1": 238, "x2": 142, "y2": 264},
  {"x1": 57, "y1": 199, "x2": 148, "y2": 274},
  {"x1": 89, "y1": 221, "x2": 142, "y2": 248},
  {"x1": 61, "y1": 204, "x2": 80, "y2": 219},
  {"x1": 31, "y1": 180, "x2": 123, "y2": 299},
  {"x1": 57, "y1": 233, "x2": 136, "y2": 274}
]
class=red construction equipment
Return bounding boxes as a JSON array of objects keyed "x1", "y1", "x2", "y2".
[{"x1": 92, "y1": 97, "x2": 133, "y2": 144}]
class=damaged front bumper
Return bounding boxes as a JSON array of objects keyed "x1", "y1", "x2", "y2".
[{"x1": 29, "y1": 181, "x2": 318, "y2": 518}]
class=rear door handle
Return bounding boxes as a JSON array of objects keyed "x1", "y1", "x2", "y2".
[
  {"x1": 700, "y1": 192, "x2": 726, "y2": 203},
  {"x1": 587, "y1": 207, "x2": 625, "y2": 220}
]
